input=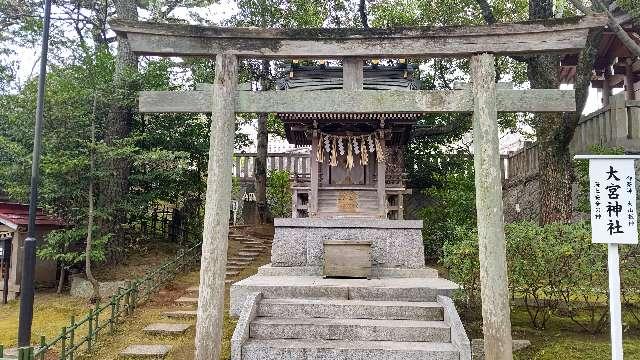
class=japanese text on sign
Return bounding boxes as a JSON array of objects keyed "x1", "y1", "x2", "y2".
[{"x1": 589, "y1": 159, "x2": 638, "y2": 244}]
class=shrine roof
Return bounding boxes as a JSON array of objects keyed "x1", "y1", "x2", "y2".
[
  {"x1": 276, "y1": 63, "x2": 418, "y2": 91},
  {"x1": 276, "y1": 63, "x2": 421, "y2": 146},
  {"x1": 0, "y1": 202, "x2": 66, "y2": 230}
]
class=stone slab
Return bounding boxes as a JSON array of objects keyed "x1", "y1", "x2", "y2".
[
  {"x1": 256, "y1": 264, "x2": 439, "y2": 278},
  {"x1": 143, "y1": 323, "x2": 192, "y2": 335},
  {"x1": 258, "y1": 298, "x2": 443, "y2": 321},
  {"x1": 250, "y1": 317, "x2": 450, "y2": 342},
  {"x1": 238, "y1": 251, "x2": 260, "y2": 256},
  {"x1": 185, "y1": 286, "x2": 199, "y2": 294},
  {"x1": 230, "y1": 275, "x2": 458, "y2": 317},
  {"x1": 274, "y1": 218, "x2": 424, "y2": 229},
  {"x1": 174, "y1": 297, "x2": 198, "y2": 305},
  {"x1": 163, "y1": 310, "x2": 197, "y2": 319},
  {"x1": 241, "y1": 339, "x2": 459, "y2": 360},
  {"x1": 226, "y1": 271, "x2": 240, "y2": 277},
  {"x1": 120, "y1": 344, "x2": 172, "y2": 358}
]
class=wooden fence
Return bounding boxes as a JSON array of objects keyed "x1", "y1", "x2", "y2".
[
  {"x1": 0, "y1": 230, "x2": 202, "y2": 360},
  {"x1": 233, "y1": 152, "x2": 311, "y2": 180},
  {"x1": 504, "y1": 93, "x2": 640, "y2": 181}
]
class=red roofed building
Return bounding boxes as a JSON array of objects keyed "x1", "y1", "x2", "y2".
[{"x1": 0, "y1": 202, "x2": 66, "y2": 301}]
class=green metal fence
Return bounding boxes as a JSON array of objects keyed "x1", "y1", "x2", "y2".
[{"x1": 0, "y1": 236, "x2": 202, "y2": 360}]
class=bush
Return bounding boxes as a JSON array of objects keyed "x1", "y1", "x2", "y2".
[
  {"x1": 266, "y1": 169, "x2": 291, "y2": 218},
  {"x1": 421, "y1": 169, "x2": 476, "y2": 261},
  {"x1": 442, "y1": 221, "x2": 629, "y2": 333}
]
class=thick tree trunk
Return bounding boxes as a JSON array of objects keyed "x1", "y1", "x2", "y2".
[
  {"x1": 101, "y1": 0, "x2": 138, "y2": 259},
  {"x1": 255, "y1": 112, "x2": 268, "y2": 223},
  {"x1": 255, "y1": 60, "x2": 270, "y2": 224},
  {"x1": 536, "y1": 124, "x2": 575, "y2": 224},
  {"x1": 527, "y1": 53, "x2": 574, "y2": 224}
]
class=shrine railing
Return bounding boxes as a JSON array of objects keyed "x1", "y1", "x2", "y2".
[
  {"x1": 504, "y1": 93, "x2": 640, "y2": 182},
  {"x1": 233, "y1": 152, "x2": 311, "y2": 180}
]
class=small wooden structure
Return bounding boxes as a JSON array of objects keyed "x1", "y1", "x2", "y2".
[
  {"x1": 0, "y1": 202, "x2": 65, "y2": 301},
  {"x1": 560, "y1": 6, "x2": 639, "y2": 103},
  {"x1": 280, "y1": 62, "x2": 416, "y2": 219}
]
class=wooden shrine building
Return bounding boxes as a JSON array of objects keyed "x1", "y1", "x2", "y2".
[{"x1": 279, "y1": 61, "x2": 418, "y2": 219}]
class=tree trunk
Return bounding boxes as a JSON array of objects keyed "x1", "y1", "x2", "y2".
[
  {"x1": 56, "y1": 265, "x2": 65, "y2": 294},
  {"x1": 100, "y1": 0, "x2": 138, "y2": 260},
  {"x1": 255, "y1": 60, "x2": 270, "y2": 224},
  {"x1": 255, "y1": 112, "x2": 268, "y2": 223},
  {"x1": 86, "y1": 94, "x2": 101, "y2": 302}
]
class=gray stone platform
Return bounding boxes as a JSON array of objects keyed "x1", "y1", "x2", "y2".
[
  {"x1": 271, "y1": 218, "x2": 426, "y2": 268},
  {"x1": 230, "y1": 275, "x2": 458, "y2": 317}
]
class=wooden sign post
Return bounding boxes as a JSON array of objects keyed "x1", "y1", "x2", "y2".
[{"x1": 575, "y1": 154, "x2": 640, "y2": 360}]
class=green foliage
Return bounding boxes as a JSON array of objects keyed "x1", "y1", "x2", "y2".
[
  {"x1": 421, "y1": 162, "x2": 476, "y2": 260},
  {"x1": 37, "y1": 228, "x2": 109, "y2": 266},
  {"x1": 574, "y1": 145, "x2": 625, "y2": 212},
  {"x1": 442, "y1": 221, "x2": 640, "y2": 333},
  {"x1": 266, "y1": 170, "x2": 292, "y2": 218}
]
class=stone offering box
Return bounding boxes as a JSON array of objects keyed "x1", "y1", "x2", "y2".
[{"x1": 323, "y1": 239, "x2": 372, "y2": 278}]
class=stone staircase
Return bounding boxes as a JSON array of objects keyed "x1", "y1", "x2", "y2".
[
  {"x1": 119, "y1": 229, "x2": 272, "y2": 359},
  {"x1": 231, "y1": 276, "x2": 470, "y2": 360}
]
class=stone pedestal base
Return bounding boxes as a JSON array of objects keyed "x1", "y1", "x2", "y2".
[{"x1": 271, "y1": 218, "x2": 426, "y2": 269}]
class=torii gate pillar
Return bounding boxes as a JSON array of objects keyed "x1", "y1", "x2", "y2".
[
  {"x1": 471, "y1": 53, "x2": 513, "y2": 360},
  {"x1": 195, "y1": 53, "x2": 238, "y2": 360}
]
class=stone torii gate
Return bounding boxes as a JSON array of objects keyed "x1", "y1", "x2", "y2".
[{"x1": 111, "y1": 15, "x2": 606, "y2": 360}]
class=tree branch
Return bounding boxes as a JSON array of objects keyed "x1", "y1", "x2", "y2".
[
  {"x1": 566, "y1": 0, "x2": 594, "y2": 15},
  {"x1": 604, "y1": 7, "x2": 640, "y2": 56},
  {"x1": 359, "y1": 0, "x2": 369, "y2": 29},
  {"x1": 571, "y1": 0, "x2": 640, "y2": 57},
  {"x1": 474, "y1": 0, "x2": 496, "y2": 24}
]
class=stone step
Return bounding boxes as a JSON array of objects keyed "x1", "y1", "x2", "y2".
[
  {"x1": 230, "y1": 276, "x2": 458, "y2": 317},
  {"x1": 228, "y1": 256, "x2": 256, "y2": 262},
  {"x1": 227, "y1": 265, "x2": 245, "y2": 271},
  {"x1": 185, "y1": 286, "x2": 199, "y2": 294},
  {"x1": 228, "y1": 260, "x2": 252, "y2": 266},
  {"x1": 175, "y1": 296, "x2": 198, "y2": 306},
  {"x1": 163, "y1": 310, "x2": 198, "y2": 320},
  {"x1": 258, "y1": 298, "x2": 443, "y2": 321},
  {"x1": 240, "y1": 249, "x2": 264, "y2": 253},
  {"x1": 238, "y1": 251, "x2": 260, "y2": 257},
  {"x1": 226, "y1": 270, "x2": 241, "y2": 277},
  {"x1": 120, "y1": 344, "x2": 172, "y2": 358},
  {"x1": 226, "y1": 279, "x2": 235, "y2": 284},
  {"x1": 250, "y1": 317, "x2": 450, "y2": 342},
  {"x1": 241, "y1": 339, "x2": 459, "y2": 360},
  {"x1": 143, "y1": 323, "x2": 192, "y2": 336}
]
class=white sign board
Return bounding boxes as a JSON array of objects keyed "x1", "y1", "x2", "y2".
[{"x1": 588, "y1": 159, "x2": 638, "y2": 244}]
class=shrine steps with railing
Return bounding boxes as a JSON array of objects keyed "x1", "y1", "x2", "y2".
[{"x1": 231, "y1": 277, "x2": 470, "y2": 360}]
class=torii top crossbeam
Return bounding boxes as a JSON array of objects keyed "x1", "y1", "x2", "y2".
[{"x1": 110, "y1": 15, "x2": 606, "y2": 58}]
